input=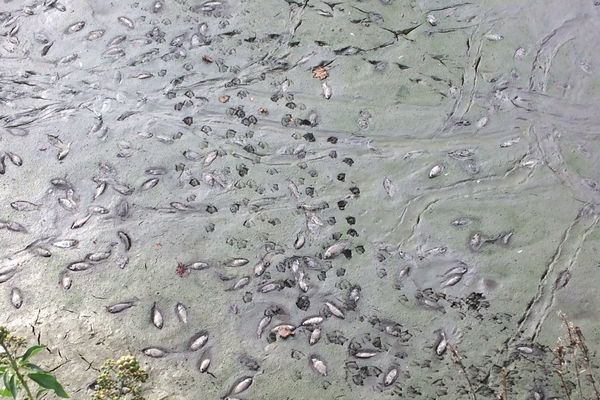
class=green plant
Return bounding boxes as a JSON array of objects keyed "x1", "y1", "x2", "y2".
[
  {"x1": 0, "y1": 326, "x2": 68, "y2": 399},
  {"x1": 91, "y1": 356, "x2": 148, "y2": 400}
]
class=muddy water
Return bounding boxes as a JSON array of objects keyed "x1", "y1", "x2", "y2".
[{"x1": 1, "y1": 0, "x2": 600, "y2": 399}]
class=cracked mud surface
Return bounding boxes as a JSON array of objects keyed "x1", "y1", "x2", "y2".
[{"x1": 1, "y1": 0, "x2": 600, "y2": 399}]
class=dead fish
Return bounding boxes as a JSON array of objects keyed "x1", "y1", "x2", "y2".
[
  {"x1": 67, "y1": 261, "x2": 93, "y2": 272},
  {"x1": 117, "y1": 231, "x2": 131, "y2": 251},
  {"x1": 353, "y1": 349, "x2": 379, "y2": 359},
  {"x1": 59, "y1": 272, "x2": 72, "y2": 290},
  {"x1": 117, "y1": 16, "x2": 135, "y2": 30},
  {"x1": 31, "y1": 246, "x2": 51, "y2": 258},
  {"x1": 189, "y1": 331, "x2": 209, "y2": 351},
  {"x1": 145, "y1": 167, "x2": 166, "y2": 175},
  {"x1": 106, "y1": 301, "x2": 135, "y2": 313},
  {"x1": 58, "y1": 198, "x2": 76, "y2": 211},
  {"x1": 325, "y1": 301, "x2": 345, "y2": 319},
  {"x1": 6, "y1": 152, "x2": 22, "y2": 166},
  {"x1": 10, "y1": 201, "x2": 39, "y2": 212},
  {"x1": 10, "y1": 288, "x2": 23, "y2": 309},
  {"x1": 309, "y1": 355, "x2": 327, "y2": 376},
  {"x1": 140, "y1": 178, "x2": 159, "y2": 191},
  {"x1": 226, "y1": 258, "x2": 249, "y2": 267},
  {"x1": 429, "y1": 164, "x2": 444, "y2": 178},
  {"x1": 89, "y1": 205, "x2": 109, "y2": 215},
  {"x1": 230, "y1": 276, "x2": 251, "y2": 290},
  {"x1": 302, "y1": 316, "x2": 324, "y2": 326},
  {"x1": 86, "y1": 251, "x2": 111, "y2": 262},
  {"x1": 52, "y1": 239, "x2": 79, "y2": 248},
  {"x1": 441, "y1": 274, "x2": 463, "y2": 288},
  {"x1": 435, "y1": 331, "x2": 448, "y2": 356},
  {"x1": 309, "y1": 328, "x2": 322, "y2": 345},
  {"x1": 323, "y1": 241, "x2": 348, "y2": 259},
  {"x1": 93, "y1": 181, "x2": 107, "y2": 200},
  {"x1": 383, "y1": 367, "x2": 399, "y2": 386},
  {"x1": 198, "y1": 356, "x2": 211, "y2": 374},
  {"x1": 426, "y1": 14, "x2": 438, "y2": 26},
  {"x1": 86, "y1": 29, "x2": 105, "y2": 40},
  {"x1": 294, "y1": 232, "x2": 306, "y2": 249},
  {"x1": 204, "y1": 150, "x2": 218, "y2": 167},
  {"x1": 112, "y1": 183, "x2": 134, "y2": 195},
  {"x1": 322, "y1": 82, "x2": 332, "y2": 99},
  {"x1": 187, "y1": 261, "x2": 209, "y2": 270},
  {"x1": 227, "y1": 376, "x2": 253, "y2": 397},
  {"x1": 257, "y1": 316, "x2": 271, "y2": 338},
  {"x1": 71, "y1": 214, "x2": 91, "y2": 229},
  {"x1": 151, "y1": 302, "x2": 164, "y2": 329},
  {"x1": 175, "y1": 302, "x2": 188, "y2": 324},
  {"x1": 383, "y1": 177, "x2": 394, "y2": 197},
  {"x1": 442, "y1": 264, "x2": 468, "y2": 277},
  {"x1": 57, "y1": 143, "x2": 71, "y2": 160},
  {"x1": 51, "y1": 177, "x2": 71, "y2": 189},
  {"x1": 65, "y1": 21, "x2": 85, "y2": 34},
  {"x1": 555, "y1": 270, "x2": 571, "y2": 290},
  {"x1": 259, "y1": 281, "x2": 284, "y2": 293},
  {"x1": 142, "y1": 347, "x2": 168, "y2": 358},
  {"x1": 5, "y1": 221, "x2": 27, "y2": 233}
]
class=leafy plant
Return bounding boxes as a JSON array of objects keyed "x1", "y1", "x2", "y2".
[
  {"x1": 0, "y1": 326, "x2": 68, "y2": 399},
  {"x1": 91, "y1": 356, "x2": 148, "y2": 400}
]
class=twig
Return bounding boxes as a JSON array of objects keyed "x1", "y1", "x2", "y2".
[{"x1": 448, "y1": 343, "x2": 477, "y2": 400}]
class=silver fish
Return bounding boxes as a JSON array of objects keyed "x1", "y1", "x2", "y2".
[
  {"x1": 52, "y1": 239, "x2": 79, "y2": 248},
  {"x1": 107, "y1": 301, "x2": 135, "y2": 313},
  {"x1": 86, "y1": 29, "x2": 105, "y2": 40},
  {"x1": 257, "y1": 316, "x2": 271, "y2": 338},
  {"x1": 86, "y1": 251, "x2": 111, "y2": 262},
  {"x1": 89, "y1": 205, "x2": 109, "y2": 215},
  {"x1": 227, "y1": 376, "x2": 253, "y2": 397},
  {"x1": 68, "y1": 261, "x2": 93, "y2": 272},
  {"x1": 429, "y1": 164, "x2": 444, "y2": 178},
  {"x1": 325, "y1": 302, "x2": 345, "y2": 319},
  {"x1": 10, "y1": 288, "x2": 23, "y2": 309},
  {"x1": 117, "y1": 231, "x2": 131, "y2": 251},
  {"x1": 384, "y1": 367, "x2": 399, "y2": 386},
  {"x1": 175, "y1": 302, "x2": 188, "y2": 324},
  {"x1": 60, "y1": 272, "x2": 72, "y2": 290},
  {"x1": 65, "y1": 21, "x2": 85, "y2": 34},
  {"x1": 187, "y1": 261, "x2": 209, "y2": 270},
  {"x1": 204, "y1": 150, "x2": 218, "y2": 167},
  {"x1": 151, "y1": 302, "x2": 164, "y2": 329},
  {"x1": 323, "y1": 241, "x2": 348, "y2": 259},
  {"x1": 226, "y1": 258, "x2": 249, "y2": 267},
  {"x1": 140, "y1": 178, "x2": 159, "y2": 190},
  {"x1": 309, "y1": 355, "x2": 327, "y2": 376},
  {"x1": 10, "y1": 201, "x2": 39, "y2": 212},
  {"x1": 6, "y1": 152, "x2": 23, "y2": 166},
  {"x1": 71, "y1": 214, "x2": 91, "y2": 229},
  {"x1": 435, "y1": 331, "x2": 448, "y2": 356},
  {"x1": 94, "y1": 181, "x2": 107, "y2": 199},
  {"x1": 309, "y1": 328, "x2": 322, "y2": 345},
  {"x1": 117, "y1": 16, "x2": 135, "y2": 30},
  {"x1": 189, "y1": 331, "x2": 209, "y2": 351},
  {"x1": 142, "y1": 347, "x2": 168, "y2": 358}
]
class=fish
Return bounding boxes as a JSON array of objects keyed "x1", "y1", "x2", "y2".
[
  {"x1": 429, "y1": 164, "x2": 444, "y2": 178},
  {"x1": 226, "y1": 258, "x2": 249, "y2": 267},
  {"x1": 301, "y1": 316, "x2": 324, "y2": 326},
  {"x1": 6, "y1": 152, "x2": 23, "y2": 166},
  {"x1": 187, "y1": 261, "x2": 209, "y2": 270},
  {"x1": 257, "y1": 316, "x2": 271, "y2": 338},
  {"x1": 140, "y1": 178, "x2": 159, "y2": 190},
  {"x1": 383, "y1": 367, "x2": 399, "y2": 386},
  {"x1": 323, "y1": 241, "x2": 348, "y2": 259},
  {"x1": 10, "y1": 288, "x2": 23, "y2": 309},
  {"x1": 59, "y1": 272, "x2": 72, "y2": 290},
  {"x1": 52, "y1": 239, "x2": 78, "y2": 248},
  {"x1": 435, "y1": 331, "x2": 448, "y2": 356},
  {"x1": 86, "y1": 30, "x2": 105, "y2": 40},
  {"x1": 106, "y1": 301, "x2": 135, "y2": 313},
  {"x1": 68, "y1": 261, "x2": 93, "y2": 272},
  {"x1": 309, "y1": 355, "x2": 327, "y2": 376},
  {"x1": 189, "y1": 331, "x2": 209, "y2": 351},
  {"x1": 294, "y1": 232, "x2": 306, "y2": 249},
  {"x1": 65, "y1": 21, "x2": 85, "y2": 34},
  {"x1": 324, "y1": 302, "x2": 345, "y2": 319},
  {"x1": 142, "y1": 347, "x2": 168, "y2": 358},
  {"x1": 204, "y1": 150, "x2": 218, "y2": 167},
  {"x1": 175, "y1": 302, "x2": 188, "y2": 324},
  {"x1": 309, "y1": 328, "x2": 322, "y2": 345},
  {"x1": 94, "y1": 181, "x2": 107, "y2": 199},
  {"x1": 86, "y1": 251, "x2": 111, "y2": 262},
  {"x1": 89, "y1": 205, "x2": 109, "y2": 215},
  {"x1": 441, "y1": 274, "x2": 463, "y2": 288},
  {"x1": 151, "y1": 302, "x2": 164, "y2": 329},
  {"x1": 71, "y1": 214, "x2": 91, "y2": 229},
  {"x1": 227, "y1": 376, "x2": 253, "y2": 397},
  {"x1": 322, "y1": 82, "x2": 332, "y2": 99},
  {"x1": 117, "y1": 16, "x2": 135, "y2": 30},
  {"x1": 117, "y1": 231, "x2": 131, "y2": 251}
]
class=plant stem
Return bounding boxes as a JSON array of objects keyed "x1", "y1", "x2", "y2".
[{"x1": 0, "y1": 337, "x2": 35, "y2": 400}]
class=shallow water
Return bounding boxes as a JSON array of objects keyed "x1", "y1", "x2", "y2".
[{"x1": 1, "y1": 0, "x2": 600, "y2": 399}]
